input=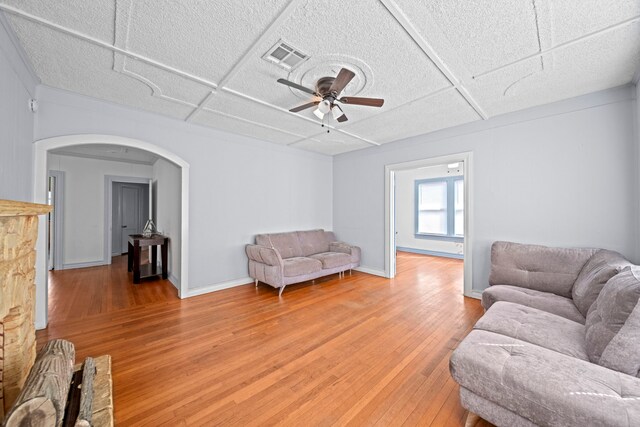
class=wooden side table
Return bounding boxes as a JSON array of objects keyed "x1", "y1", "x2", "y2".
[{"x1": 127, "y1": 234, "x2": 168, "y2": 284}]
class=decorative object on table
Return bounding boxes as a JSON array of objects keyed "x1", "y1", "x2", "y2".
[{"x1": 142, "y1": 219, "x2": 157, "y2": 237}]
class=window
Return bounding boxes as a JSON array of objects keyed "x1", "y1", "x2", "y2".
[{"x1": 415, "y1": 177, "x2": 464, "y2": 240}]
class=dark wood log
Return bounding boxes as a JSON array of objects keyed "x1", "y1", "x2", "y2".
[
  {"x1": 75, "y1": 358, "x2": 96, "y2": 427},
  {"x1": 62, "y1": 371, "x2": 82, "y2": 427},
  {"x1": 4, "y1": 339, "x2": 75, "y2": 427}
]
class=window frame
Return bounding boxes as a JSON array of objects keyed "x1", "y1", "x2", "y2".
[{"x1": 414, "y1": 176, "x2": 464, "y2": 242}]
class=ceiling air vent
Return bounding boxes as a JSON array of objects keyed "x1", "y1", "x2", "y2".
[{"x1": 263, "y1": 40, "x2": 308, "y2": 70}]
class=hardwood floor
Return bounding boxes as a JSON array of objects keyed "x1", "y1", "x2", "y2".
[
  {"x1": 38, "y1": 251, "x2": 490, "y2": 426},
  {"x1": 46, "y1": 252, "x2": 178, "y2": 322}
]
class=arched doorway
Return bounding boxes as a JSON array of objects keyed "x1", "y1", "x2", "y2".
[{"x1": 33, "y1": 134, "x2": 190, "y2": 329}]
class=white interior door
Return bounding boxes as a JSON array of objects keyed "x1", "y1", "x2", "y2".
[{"x1": 120, "y1": 185, "x2": 141, "y2": 253}]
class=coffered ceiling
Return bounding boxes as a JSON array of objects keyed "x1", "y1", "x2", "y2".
[{"x1": 2, "y1": 1, "x2": 639, "y2": 155}]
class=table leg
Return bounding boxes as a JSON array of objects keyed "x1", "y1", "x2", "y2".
[
  {"x1": 151, "y1": 245, "x2": 158, "y2": 275},
  {"x1": 133, "y1": 241, "x2": 140, "y2": 284},
  {"x1": 161, "y1": 239, "x2": 168, "y2": 280},
  {"x1": 127, "y1": 242, "x2": 133, "y2": 272}
]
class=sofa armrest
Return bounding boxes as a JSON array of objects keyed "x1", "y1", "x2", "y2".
[
  {"x1": 329, "y1": 242, "x2": 361, "y2": 264},
  {"x1": 451, "y1": 329, "x2": 640, "y2": 427},
  {"x1": 245, "y1": 244, "x2": 283, "y2": 267}
]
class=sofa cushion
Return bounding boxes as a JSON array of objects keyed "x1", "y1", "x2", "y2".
[
  {"x1": 256, "y1": 232, "x2": 302, "y2": 259},
  {"x1": 572, "y1": 249, "x2": 629, "y2": 317},
  {"x1": 585, "y1": 266, "x2": 640, "y2": 368},
  {"x1": 475, "y1": 301, "x2": 588, "y2": 360},
  {"x1": 309, "y1": 252, "x2": 352, "y2": 269},
  {"x1": 282, "y1": 257, "x2": 322, "y2": 277},
  {"x1": 297, "y1": 230, "x2": 333, "y2": 257},
  {"x1": 489, "y1": 241, "x2": 596, "y2": 298},
  {"x1": 600, "y1": 300, "x2": 640, "y2": 378},
  {"x1": 450, "y1": 329, "x2": 640, "y2": 427},
  {"x1": 482, "y1": 285, "x2": 586, "y2": 324}
]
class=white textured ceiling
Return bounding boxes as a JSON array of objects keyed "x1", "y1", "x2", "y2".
[
  {"x1": 50, "y1": 144, "x2": 160, "y2": 165},
  {"x1": 3, "y1": 1, "x2": 640, "y2": 155}
]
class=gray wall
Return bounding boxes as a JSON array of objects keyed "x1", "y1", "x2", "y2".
[
  {"x1": 334, "y1": 85, "x2": 638, "y2": 292},
  {"x1": 152, "y1": 157, "x2": 181, "y2": 286},
  {"x1": 48, "y1": 154, "x2": 154, "y2": 267},
  {"x1": 47, "y1": 153, "x2": 153, "y2": 267},
  {"x1": 0, "y1": 13, "x2": 38, "y2": 200},
  {"x1": 35, "y1": 85, "x2": 333, "y2": 293}
]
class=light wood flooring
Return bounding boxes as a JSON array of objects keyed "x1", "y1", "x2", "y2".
[{"x1": 38, "y1": 251, "x2": 489, "y2": 426}]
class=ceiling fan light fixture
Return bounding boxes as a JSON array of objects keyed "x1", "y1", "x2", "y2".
[
  {"x1": 318, "y1": 99, "x2": 331, "y2": 114},
  {"x1": 313, "y1": 108, "x2": 325, "y2": 119}
]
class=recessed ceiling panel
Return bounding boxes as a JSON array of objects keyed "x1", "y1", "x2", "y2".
[
  {"x1": 291, "y1": 133, "x2": 373, "y2": 156},
  {"x1": 192, "y1": 109, "x2": 304, "y2": 146},
  {"x1": 119, "y1": 58, "x2": 212, "y2": 107},
  {"x1": 395, "y1": 0, "x2": 543, "y2": 76},
  {"x1": 2, "y1": 0, "x2": 115, "y2": 41},
  {"x1": 227, "y1": 0, "x2": 452, "y2": 123},
  {"x1": 124, "y1": 0, "x2": 290, "y2": 83},
  {"x1": 8, "y1": 16, "x2": 194, "y2": 120},
  {"x1": 342, "y1": 89, "x2": 480, "y2": 144},
  {"x1": 202, "y1": 90, "x2": 326, "y2": 137},
  {"x1": 468, "y1": 24, "x2": 640, "y2": 117},
  {"x1": 549, "y1": 0, "x2": 640, "y2": 44}
]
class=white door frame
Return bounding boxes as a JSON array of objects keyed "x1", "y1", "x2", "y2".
[
  {"x1": 384, "y1": 152, "x2": 475, "y2": 298},
  {"x1": 47, "y1": 170, "x2": 65, "y2": 271},
  {"x1": 33, "y1": 134, "x2": 190, "y2": 329},
  {"x1": 105, "y1": 176, "x2": 151, "y2": 260}
]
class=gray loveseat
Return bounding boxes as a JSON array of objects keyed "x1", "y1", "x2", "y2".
[
  {"x1": 246, "y1": 229, "x2": 360, "y2": 296},
  {"x1": 450, "y1": 241, "x2": 640, "y2": 426}
]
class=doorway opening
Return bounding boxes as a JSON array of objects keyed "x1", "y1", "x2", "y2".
[
  {"x1": 385, "y1": 152, "x2": 474, "y2": 297},
  {"x1": 393, "y1": 162, "x2": 464, "y2": 284},
  {"x1": 108, "y1": 178, "x2": 151, "y2": 257},
  {"x1": 46, "y1": 170, "x2": 64, "y2": 271},
  {"x1": 34, "y1": 134, "x2": 190, "y2": 330}
]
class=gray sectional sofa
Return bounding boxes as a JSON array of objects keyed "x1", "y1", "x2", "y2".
[
  {"x1": 450, "y1": 241, "x2": 640, "y2": 426},
  {"x1": 245, "y1": 229, "x2": 360, "y2": 296}
]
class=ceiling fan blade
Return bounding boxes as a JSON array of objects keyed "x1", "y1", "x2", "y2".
[
  {"x1": 277, "y1": 78, "x2": 317, "y2": 96},
  {"x1": 337, "y1": 113, "x2": 348, "y2": 123},
  {"x1": 289, "y1": 101, "x2": 319, "y2": 113},
  {"x1": 329, "y1": 68, "x2": 355, "y2": 95},
  {"x1": 339, "y1": 97, "x2": 385, "y2": 107}
]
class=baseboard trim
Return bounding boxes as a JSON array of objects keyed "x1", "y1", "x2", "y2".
[
  {"x1": 185, "y1": 277, "x2": 252, "y2": 298},
  {"x1": 35, "y1": 319, "x2": 47, "y2": 331},
  {"x1": 465, "y1": 290, "x2": 483, "y2": 300},
  {"x1": 354, "y1": 266, "x2": 387, "y2": 277},
  {"x1": 62, "y1": 260, "x2": 107, "y2": 270},
  {"x1": 168, "y1": 273, "x2": 180, "y2": 289},
  {"x1": 397, "y1": 247, "x2": 464, "y2": 260}
]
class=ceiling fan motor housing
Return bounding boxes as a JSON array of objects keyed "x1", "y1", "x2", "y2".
[{"x1": 316, "y1": 77, "x2": 336, "y2": 96}]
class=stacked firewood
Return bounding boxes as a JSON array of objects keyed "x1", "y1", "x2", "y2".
[{"x1": 2, "y1": 339, "x2": 100, "y2": 427}]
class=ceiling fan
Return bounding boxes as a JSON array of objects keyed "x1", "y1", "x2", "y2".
[{"x1": 277, "y1": 68, "x2": 384, "y2": 123}]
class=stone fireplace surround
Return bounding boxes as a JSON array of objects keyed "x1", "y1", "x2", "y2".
[{"x1": 0, "y1": 200, "x2": 51, "y2": 418}]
